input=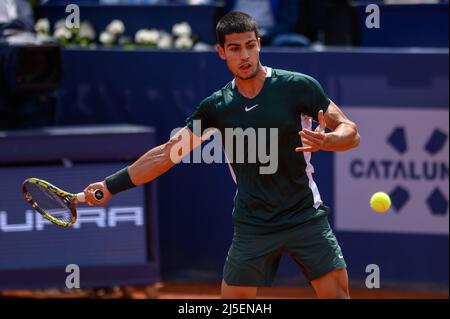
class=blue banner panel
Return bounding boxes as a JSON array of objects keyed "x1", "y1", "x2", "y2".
[
  {"x1": 0, "y1": 163, "x2": 152, "y2": 288},
  {"x1": 0, "y1": 163, "x2": 147, "y2": 269}
]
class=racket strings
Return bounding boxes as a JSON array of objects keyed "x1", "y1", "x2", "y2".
[{"x1": 26, "y1": 183, "x2": 73, "y2": 223}]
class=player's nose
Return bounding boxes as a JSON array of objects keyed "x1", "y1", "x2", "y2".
[{"x1": 240, "y1": 49, "x2": 250, "y2": 60}]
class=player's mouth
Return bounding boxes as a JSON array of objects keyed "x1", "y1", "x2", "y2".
[{"x1": 239, "y1": 63, "x2": 252, "y2": 72}]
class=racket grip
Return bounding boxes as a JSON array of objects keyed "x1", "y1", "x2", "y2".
[{"x1": 76, "y1": 192, "x2": 86, "y2": 202}]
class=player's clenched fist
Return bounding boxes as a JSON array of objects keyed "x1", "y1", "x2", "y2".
[{"x1": 83, "y1": 181, "x2": 112, "y2": 206}]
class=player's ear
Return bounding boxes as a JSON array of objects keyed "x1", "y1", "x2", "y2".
[
  {"x1": 216, "y1": 44, "x2": 226, "y2": 60},
  {"x1": 257, "y1": 37, "x2": 262, "y2": 50}
]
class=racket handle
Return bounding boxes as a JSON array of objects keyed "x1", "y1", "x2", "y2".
[
  {"x1": 76, "y1": 190, "x2": 104, "y2": 203},
  {"x1": 76, "y1": 192, "x2": 86, "y2": 202}
]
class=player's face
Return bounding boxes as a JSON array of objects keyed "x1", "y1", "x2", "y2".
[{"x1": 217, "y1": 32, "x2": 261, "y2": 80}]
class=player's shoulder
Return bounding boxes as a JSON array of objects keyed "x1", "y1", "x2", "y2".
[
  {"x1": 199, "y1": 89, "x2": 223, "y2": 107},
  {"x1": 272, "y1": 68, "x2": 321, "y2": 87},
  {"x1": 201, "y1": 81, "x2": 234, "y2": 107}
]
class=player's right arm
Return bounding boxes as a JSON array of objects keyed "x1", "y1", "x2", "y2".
[{"x1": 83, "y1": 126, "x2": 203, "y2": 205}]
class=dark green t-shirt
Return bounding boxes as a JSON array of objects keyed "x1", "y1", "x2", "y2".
[{"x1": 186, "y1": 68, "x2": 331, "y2": 233}]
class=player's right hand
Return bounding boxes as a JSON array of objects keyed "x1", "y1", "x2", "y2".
[{"x1": 83, "y1": 180, "x2": 112, "y2": 206}]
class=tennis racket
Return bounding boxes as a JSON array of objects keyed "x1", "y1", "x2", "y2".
[{"x1": 22, "y1": 178, "x2": 103, "y2": 227}]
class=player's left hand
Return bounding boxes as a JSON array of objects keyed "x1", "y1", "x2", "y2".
[{"x1": 296, "y1": 110, "x2": 327, "y2": 153}]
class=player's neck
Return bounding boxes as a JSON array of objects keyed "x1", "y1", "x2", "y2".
[{"x1": 235, "y1": 64, "x2": 267, "y2": 99}]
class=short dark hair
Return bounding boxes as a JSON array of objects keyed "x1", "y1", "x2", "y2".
[{"x1": 216, "y1": 11, "x2": 260, "y2": 47}]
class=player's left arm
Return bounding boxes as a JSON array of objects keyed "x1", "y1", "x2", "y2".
[{"x1": 296, "y1": 100, "x2": 360, "y2": 153}]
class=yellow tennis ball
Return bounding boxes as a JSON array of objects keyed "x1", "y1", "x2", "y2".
[{"x1": 370, "y1": 192, "x2": 391, "y2": 213}]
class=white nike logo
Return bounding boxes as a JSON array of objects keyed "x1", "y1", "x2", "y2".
[
  {"x1": 338, "y1": 254, "x2": 344, "y2": 259},
  {"x1": 245, "y1": 104, "x2": 259, "y2": 112}
]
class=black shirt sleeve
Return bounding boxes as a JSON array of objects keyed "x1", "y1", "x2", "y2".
[
  {"x1": 185, "y1": 95, "x2": 216, "y2": 136},
  {"x1": 293, "y1": 74, "x2": 330, "y2": 121}
]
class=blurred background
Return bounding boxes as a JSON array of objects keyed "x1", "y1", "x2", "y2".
[{"x1": 0, "y1": 0, "x2": 448, "y2": 299}]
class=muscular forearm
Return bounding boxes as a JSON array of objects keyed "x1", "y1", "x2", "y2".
[
  {"x1": 324, "y1": 122, "x2": 360, "y2": 152},
  {"x1": 128, "y1": 143, "x2": 176, "y2": 186},
  {"x1": 103, "y1": 127, "x2": 197, "y2": 196}
]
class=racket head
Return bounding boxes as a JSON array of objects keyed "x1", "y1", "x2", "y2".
[{"x1": 22, "y1": 178, "x2": 78, "y2": 227}]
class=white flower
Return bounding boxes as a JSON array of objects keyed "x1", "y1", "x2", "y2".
[
  {"x1": 100, "y1": 31, "x2": 115, "y2": 45},
  {"x1": 53, "y1": 27, "x2": 72, "y2": 41},
  {"x1": 54, "y1": 19, "x2": 66, "y2": 31},
  {"x1": 172, "y1": 22, "x2": 192, "y2": 38},
  {"x1": 146, "y1": 29, "x2": 160, "y2": 44},
  {"x1": 78, "y1": 21, "x2": 96, "y2": 40},
  {"x1": 135, "y1": 29, "x2": 146, "y2": 44},
  {"x1": 174, "y1": 36, "x2": 193, "y2": 49},
  {"x1": 157, "y1": 33, "x2": 173, "y2": 49},
  {"x1": 106, "y1": 20, "x2": 125, "y2": 36},
  {"x1": 35, "y1": 18, "x2": 50, "y2": 34},
  {"x1": 193, "y1": 42, "x2": 212, "y2": 52},
  {"x1": 135, "y1": 29, "x2": 160, "y2": 45}
]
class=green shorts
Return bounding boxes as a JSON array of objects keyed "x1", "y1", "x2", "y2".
[{"x1": 223, "y1": 215, "x2": 346, "y2": 287}]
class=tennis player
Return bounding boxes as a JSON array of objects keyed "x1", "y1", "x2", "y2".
[{"x1": 84, "y1": 12, "x2": 360, "y2": 299}]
